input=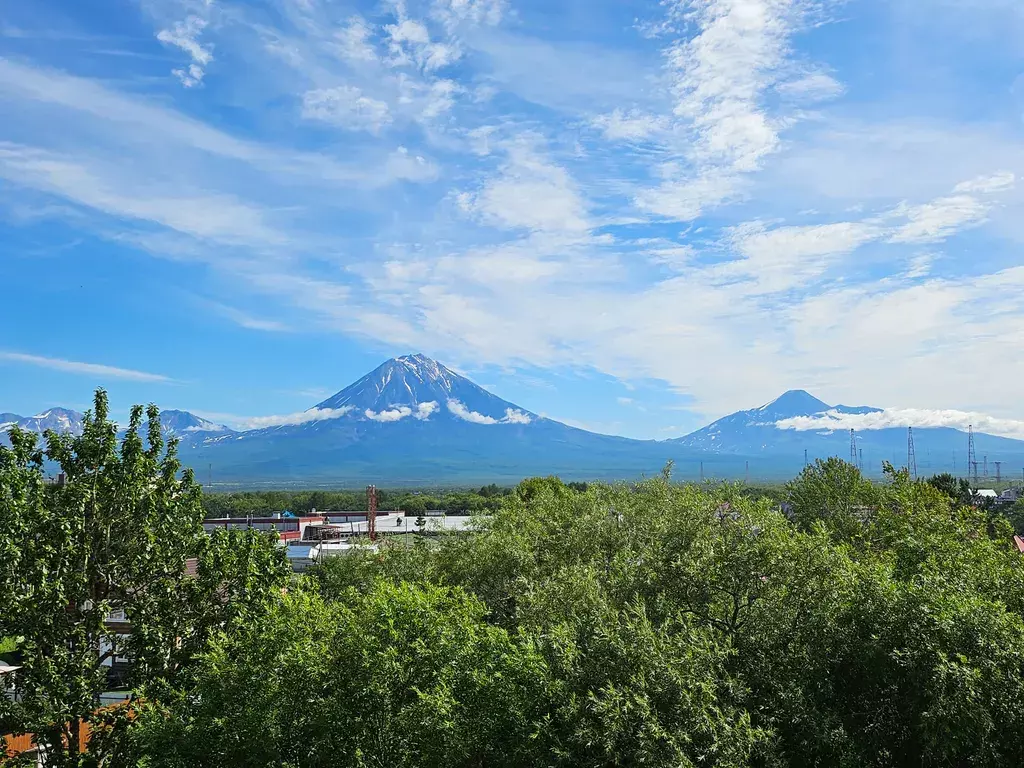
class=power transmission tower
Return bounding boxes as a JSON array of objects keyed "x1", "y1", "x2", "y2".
[
  {"x1": 983, "y1": 456, "x2": 989, "y2": 479},
  {"x1": 745, "y1": 460, "x2": 749, "y2": 484},
  {"x1": 968, "y1": 425, "x2": 977, "y2": 484},
  {"x1": 908, "y1": 427, "x2": 918, "y2": 480},
  {"x1": 700, "y1": 461, "x2": 704, "y2": 482},
  {"x1": 859, "y1": 448, "x2": 864, "y2": 471},
  {"x1": 995, "y1": 461, "x2": 1002, "y2": 484},
  {"x1": 804, "y1": 448, "x2": 808, "y2": 467},
  {"x1": 849, "y1": 429, "x2": 857, "y2": 466}
]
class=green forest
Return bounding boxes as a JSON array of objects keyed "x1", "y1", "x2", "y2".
[{"x1": 6, "y1": 393, "x2": 1024, "y2": 766}]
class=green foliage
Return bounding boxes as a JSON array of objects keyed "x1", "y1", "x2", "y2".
[
  {"x1": 928, "y1": 472, "x2": 975, "y2": 507},
  {"x1": 9, "y1": 418, "x2": 1024, "y2": 767},
  {"x1": 131, "y1": 583, "x2": 550, "y2": 768},
  {"x1": 0, "y1": 390, "x2": 288, "y2": 766},
  {"x1": 785, "y1": 457, "x2": 880, "y2": 537}
]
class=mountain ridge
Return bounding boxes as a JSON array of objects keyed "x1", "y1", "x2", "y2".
[{"x1": 6, "y1": 354, "x2": 1024, "y2": 483}]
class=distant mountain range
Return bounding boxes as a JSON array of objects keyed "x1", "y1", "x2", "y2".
[
  {"x1": 5, "y1": 354, "x2": 1024, "y2": 485},
  {"x1": 0, "y1": 408, "x2": 230, "y2": 446}
]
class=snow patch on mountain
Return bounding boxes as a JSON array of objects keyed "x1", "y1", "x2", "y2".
[{"x1": 16, "y1": 408, "x2": 86, "y2": 435}]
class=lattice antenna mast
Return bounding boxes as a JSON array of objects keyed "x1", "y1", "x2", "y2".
[
  {"x1": 968, "y1": 425, "x2": 977, "y2": 484},
  {"x1": 849, "y1": 429, "x2": 857, "y2": 467},
  {"x1": 908, "y1": 427, "x2": 918, "y2": 480}
]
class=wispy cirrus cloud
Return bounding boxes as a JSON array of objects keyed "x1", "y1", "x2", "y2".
[
  {"x1": 3, "y1": 0, "x2": 1024, "y2": 438},
  {"x1": 0, "y1": 351, "x2": 175, "y2": 383}
]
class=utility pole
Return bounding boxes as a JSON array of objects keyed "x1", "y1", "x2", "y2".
[
  {"x1": 908, "y1": 427, "x2": 918, "y2": 480},
  {"x1": 700, "y1": 461, "x2": 704, "y2": 482},
  {"x1": 804, "y1": 448, "x2": 808, "y2": 467},
  {"x1": 745, "y1": 460, "x2": 750, "y2": 484},
  {"x1": 849, "y1": 429, "x2": 857, "y2": 466}
]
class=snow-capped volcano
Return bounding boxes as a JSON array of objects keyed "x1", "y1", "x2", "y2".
[
  {"x1": 177, "y1": 353, "x2": 699, "y2": 483},
  {"x1": 159, "y1": 410, "x2": 231, "y2": 435},
  {"x1": 310, "y1": 354, "x2": 533, "y2": 426},
  {"x1": 673, "y1": 390, "x2": 887, "y2": 454},
  {"x1": 16, "y1": 408, "x2": 86, "y2": 435}
]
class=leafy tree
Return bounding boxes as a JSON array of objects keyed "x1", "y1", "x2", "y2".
[
  {"x1": 927, "y1": 472, "x2": 974, "y2": 507},
  {"x1": 786, "y1": 457, "x2": 879, "y2": 538},
  {"x1": 131, "y1": 583, "x2": 550, "y2": 768},
  {"x1": 0, "y1": 390, "x2": 288, "y2": 766}
]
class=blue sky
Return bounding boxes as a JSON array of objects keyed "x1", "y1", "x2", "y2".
[{"x1": 1, "y1": 0, "x2": 1023, "y2": 439}]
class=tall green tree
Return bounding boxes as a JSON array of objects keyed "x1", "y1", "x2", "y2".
[
  {"x1": 133, "y1": 582, "x2": 550, "y2": 768},
  {"x1": 0, "y1": 390, "x2": 288, "y2": 766}
]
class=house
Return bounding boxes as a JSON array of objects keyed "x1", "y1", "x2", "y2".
[
  {"x1": 202, "y1": 512, "x2": 330, "y2": 539},
  {"x1": 999, "y1": 487, "x2": 1023, "y2": 505}
]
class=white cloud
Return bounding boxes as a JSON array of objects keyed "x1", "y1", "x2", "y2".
[
  {"x1": 0, "y1": 143, "x2": 284, "y2": 246},
  {"x1": 888, "y1": 194, "x2": 990, "y2": 244},
  {"x1": 365, "y1": 406, "x2": 413, "y2": 422},
  {"x1": 386, "y1": 19, "x2": 460, "y2": 71},
  {"x1": 0, "y1": 351, "x2": 174, "y2": 383},
  {"x1": 204, "y1": 300, "x2": 289, "y2": 332},
  {"x1": 502, "y1": 408, "x2": 532, "y2": 424},
  {"x1": 458, "y1": 141, "x2": 590, "y2": 233},
  {"x1": 333, "y1": 16, "x2": 378, "y2": 62},
  {"x1": 887, "y1": 171, "x2": 1016, "y2": 244},
  {"x1": 776, "y1": 72, "x2": 844, "y2": 101},
  {"x1": 302, "y1": 86, "x2": 392, "y2": 132},
  {"x1": 722, "y1": 220, "x2": 881, "y2": 291},
  {"x1": 636, "y1": 0, "x2": 810, "y2": 220},
  {"x1": 954, "y1": 171, "x2": 1016, "y2": 194},
  {"x1": 905, "y1": 252, "x2": 934, "y2": 279},
  {"x1": 236, "y1": 406, "x2": 354, "y2": 430},
  {"x1": 446, "y1": 399, "x2": 532, "y2": 424},
  {"x1": 777, "y1": 408, "x2": 1024, "y2": 441},
  {"x1": 415, "y1": 401, "x2": 440, "y2": 419},
  {"x1": 447, "y1": 399, "x2": 497, "y2": 424},
  {"x1": 618, "y1": 397, "x2": 634, "y2": 405},
  {"x1": 434, "y1": 0, "x2": 505, "y2": 28},
  {"x1": 593, "y1": 109, "x2": 669, "y2": 141},
  {"x1": 157, "y1": 15, "x2": 213, "y2": 87}
]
